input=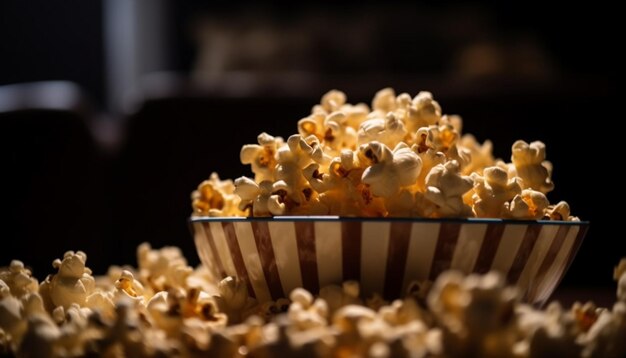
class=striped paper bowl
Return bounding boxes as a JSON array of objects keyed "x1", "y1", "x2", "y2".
[{"x1": 189, "y1": 217, "x2": 588, "y2": 304}]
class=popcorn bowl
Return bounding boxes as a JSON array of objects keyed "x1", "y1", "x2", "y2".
[{"x1": 190, "y1": 216, "x2": 588, "y2": 304}]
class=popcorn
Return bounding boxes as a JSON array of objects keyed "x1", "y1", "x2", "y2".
[
  {"x1": 511, "y1": 140, "x2": 555, "y2": 194},
  {"x1": 545, "y1": 201, "x2": 577, "y2": 221},
  {"x1": 357, "y1": 112, "x2": 407, "y2": 149},
  {"x1": 321, "y1": 89, "x2": 347, "y2": 113},
  {"x1": 427, "y1": 271, "x2": 520, "y2": 357},
  {"x1": 288, "y1": 288, "x2": 329, "y2": 330},
  {"x1": 193, "y1": 88, "x2": 575, "y2": 220},
  {"x1": 0, "y1": 293, "x2": 26, "y2": 352},
  {"x1": 0, "y1": 260, "x2": 38, "y2": 298},
  {"x1": 191, "y1": 172, "x2": 243, "y2": 217},
  {"x1": 360, "y1": 142, "x2": 422, "y2": 198},
  {"x1": 460, "y1": 134, "x2": 495, "y2": 175},
  {"x1": 299, "y1": 111, "x2": 358, "y2": 156},
  {"x1": 115, "y1": 270, "x2": 145, "y2": 301},
  {"x1": 504, "y1": 189, "x2": 550, "y2": 220},
  {"x1": 582, "y1": 302, "x2": 626, "y2": 358},
  {"x1": 405, "y1": 91, "x2": 442, "y2": 133},
  {"x1": 424, "y1": 160, "x2": 474, "y2": 217},
  {"x1": 212, "y1": 276, "x2": 255, "y2": 324},
  {"x1": 471, "y1": 166, "x2": 522, "y2": 218},
  {"x1": 240, "y1": 133, "x2": 282, "y2": 183},
  {"x1": 136, "y1": 242, "x2": 192, "y2": 294},
  {"x1": 371, "y1": 87, "x2": 397, "y2": 114},
  {"x1": 39, "y1": 251, "x2": 96, "y2": 310},
  {"x1": 527, "y1": 302, "x2": 583, "y2": 358},
  {"x1": 1, "y1": 247, "x2": 623, "y2": 357}
]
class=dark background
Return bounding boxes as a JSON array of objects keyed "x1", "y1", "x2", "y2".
[{"x1": 0, "y1": 1, "x2": 618, "y2": 300}]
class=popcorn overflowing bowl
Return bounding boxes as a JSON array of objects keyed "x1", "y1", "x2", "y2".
[
  {"x1": 189, "y1": 88, "x2": 588, "y2": 305},
  {"x1": 190, "y1": 216, "x2": 588, "y2": 304}
]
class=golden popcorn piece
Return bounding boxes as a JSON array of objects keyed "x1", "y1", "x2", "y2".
[
  {"x1": 136, "y1": 243, "x2": 193, "y2": 295},
  {"x1": 371, "y1": 87, "x2": 397, "y2": 114},
  {"x1": 325, "y1": 112, "x2": 359, "y2": 153},
  {"x1": 544, "y1": 201, "x2": 575, "y2": 221},
  {"x1": 0, "y1": 291, "x2": 26, "y2": 353},
  {"x1": 582, "y1": 302, "x2": 626, "y2": 358},
  {"x1": 240, "y1": 132, "x2": 282, "y2": 183},
  {"x1": 0, "y1": 260, "x2": 38, "y2": 298},
  {"x1": 191, "y1": 172, "x2": 243, "y2": 217},
  {"x1": 511, "y1": 140, "x2": 555, "y2": 194},
  {"x1": 471, "y1": 166, "x2": 522, "y2": 218},
  {"x1": 360, "y1": 142, "x2": 422, "y2": 198},
  {"x1": 115, "y1": 270, "x2": 145, "y2": 300},
  {"x1": 424, "y1": 160, "x2": 474, "y2": 217},
  {"x1": 212, "y1": 276, "x2": 254, "y2": 324},
  {"x1": 39, "y1": 251, "x2": 96, "y2": 310},
  {"x1": 505, "y1": 188, "x2": 550, "y2": 220},
  {"x1": 298, "y1": 134, "x2": 333, "y2": 165},
  {"x1": 288, "y1": 288, "x2": 329, "y2": 331},
  {"x1": 572, "y1": 301, "x2": 601, "y2": 333},
  {"x1": 406, "y1": 91, "x2": 442, "y2": 133},
  {"x1": 321, "y1": 89, "x2": 347, "y2": 113},
  {"x1": 385, "y1": 189, "x2": 422, "y2": 217},
  {"x1": 460, "y1": 134, "x2": 495, "y2": 175},
  {"x1": 357, "y1": 112, "x2": 407, "y2": 149}
]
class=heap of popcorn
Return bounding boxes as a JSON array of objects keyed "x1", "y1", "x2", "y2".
[
  {"x1": 1, "y1": 245, "x2": 624, "y2": 357},
  {"x1": 191, "y1": 88, "x2": 577, "y2": 220}
]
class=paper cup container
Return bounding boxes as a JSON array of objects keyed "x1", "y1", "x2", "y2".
[{"x1": 190, "y1": 216, "x2": 588, "y2": 304}]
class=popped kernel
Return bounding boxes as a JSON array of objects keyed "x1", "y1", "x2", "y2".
[
  {"x1": 39, "y1": 251, "x2": 96, "y2": 310},
  {"x1": 511, "y1": 140, "x2": 555, "y2": 194},
  {"x1": 472, "y1": 166, "x2": 522, "y2": 218},
  {"x1": 357, "y1": 112, "x2": 407, "y2": 149},
  {"x1": 240, "y1": 132, "x2": 282, "y2": 182},
  {"x1": 505, "y1": 189, "x2": 550, "y2": 220},
  {"x1": 424, "y1": 160, "x2": 474, "y2": 217},
  {"x1": 191, "y1": 172, "x2": 243, "y2": 217},
  {"x1": 360, "y1": 142, "x2": 422, "y2": 198},
  {"x1": 0, "y1": 260, "x2": 38, "y2": 298}
]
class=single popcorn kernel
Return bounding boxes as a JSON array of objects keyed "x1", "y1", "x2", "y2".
[{"x1": 192, "y1": 88, "x2": 576, "y2": 220}]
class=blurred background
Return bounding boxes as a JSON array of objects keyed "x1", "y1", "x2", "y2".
[{"x1": 0, "y1": 1, "x2": 617, "y2": 303}]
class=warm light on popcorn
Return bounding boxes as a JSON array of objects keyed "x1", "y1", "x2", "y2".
[
  {"x1": 1, "y1": 246, "x2": 623, "y2": 357},
  {"x1": 192, "y1": 88, "x2": 578, "y2": 220}
]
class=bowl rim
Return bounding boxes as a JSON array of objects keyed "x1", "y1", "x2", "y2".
[{"x1": 189, "y1": 216, "x2": 589, "y2": 226}]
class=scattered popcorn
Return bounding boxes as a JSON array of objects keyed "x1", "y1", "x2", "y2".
[
  {"x1": 0, "y1": 246, "x2": 622, "y2": 357},
  {"x1": 194, "y1": 88, "x2": 573, "y2": 220}
]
